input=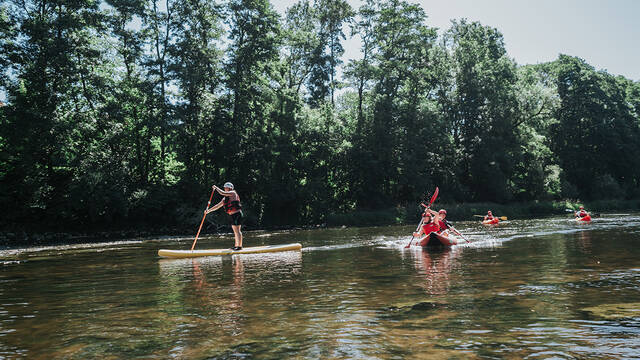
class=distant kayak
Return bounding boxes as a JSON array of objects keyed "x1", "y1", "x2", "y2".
[
  {"x1": 158, "y1": 243, "x2": 302, "y2": 258},
  {"x1": 575, "y1": 215, "x2": 592, "y2": 222},
  {"x1": 418, "y1": 232, "x2": 465, "y2": 248},
  {"x1": 482, "y1": 218, "x2": 500, "y2": 225}
]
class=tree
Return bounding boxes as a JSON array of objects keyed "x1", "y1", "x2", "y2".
[
  {"x1": 510, "y1": 65, "x2": 559, "y2": 200},
  {"x1": 306, "y1": 0, "x2": 353, "y2": 106},
  {"x1": 440, "y1": 20, "x2": 520, "y2": 202},
  {"x1": 0, "y1": 0, "x2": 108, "y2": 227},
  {"x1": 550, "y1": 55, "x2": 640, "y2": 199},
  {"x1": 169, "y1": 0, "x2": 225, "y2": 191},
  {"x1": 143, "y1": 0, "x2": 175, "y2": 182},
  {"x1": 225, "y1": 0, "x2": 281, "y2": 222}
]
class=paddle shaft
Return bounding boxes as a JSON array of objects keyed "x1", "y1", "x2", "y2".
[
  {"x1": 445, "y1": 221, "x2": 469, "y2": 243},
  {"x1": 191, "y1": 187, "x2": 216, "y2": 250},
  {"x1": 474, "y1": 215, "x2": 507, "y2": 220},
  {"x1": 405, "y1": 217, "x2": 425, "y2": 248}
]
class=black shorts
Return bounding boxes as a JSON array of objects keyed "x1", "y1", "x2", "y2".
[{"x1": 228, "y1": 211, "x2": 243, "y2": 226}]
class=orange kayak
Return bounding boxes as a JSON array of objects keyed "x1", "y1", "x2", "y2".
[
  {"x1": 575, "y1": 214, "x2": 592, "y2": 222},
  {"x1": 482, "y1": 218, "x2": 500, "y2": 225}
]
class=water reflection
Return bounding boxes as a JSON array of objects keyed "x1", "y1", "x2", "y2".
[
  {"x1": 157, "y1": 250, "x2": 302, "y2": 278},
  {"x1": 1, "y1": 215, "x2": 640, "y2": 358},
  {"x1": 576, "y1": 230, "x2": 593, "y2": 255},
  {"x1": 155, "y1": 252, "x2": 303, "y2": 358},
  {"x1": 412, "y1": 248, "x2": 461, "y2": 296}
]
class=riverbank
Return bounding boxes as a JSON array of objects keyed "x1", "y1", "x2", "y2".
[{"x1": 3, "y1": 199, "x2": 639, "y2": 248}]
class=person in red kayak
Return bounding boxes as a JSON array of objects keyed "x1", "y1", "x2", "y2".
[
  {"x1": 575, "y1": 206, "x2": 589, "y2": 218},
  {"x1": 436, "y1": 209, "x2": 450, "y2": 233},
  {"x1": 423, "y1": 208, "x2": 450, "y2": 233},
  {"x1": 484, "y1": 210, "x2": 494, "y2": 221},
  {"x1": 205, "y1": 182, "x2": 244, "y2": 250},
  {"x1": 413, "y1": 210, "x2": 440, "y2": 244}
]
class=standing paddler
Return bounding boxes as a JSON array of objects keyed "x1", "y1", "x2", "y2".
[{"x1": 205, "y1": 182, "x2": 244, "y2": 250}]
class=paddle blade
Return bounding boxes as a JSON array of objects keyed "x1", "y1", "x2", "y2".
[
  {"x1": 499, "y1": 216, "x2": 508, "y2": 220},
  {"x1": 429, "y1": 187, "x2": 439, "y2": 206}
]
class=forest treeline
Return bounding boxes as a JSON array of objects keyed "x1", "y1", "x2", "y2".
[{"x1": 1, "y1": 0, "x2": 640, "y2": 232}]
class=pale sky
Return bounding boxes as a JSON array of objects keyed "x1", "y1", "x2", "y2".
[{"x1": 272, "y1": 0, "x2": 640, "y2": 80}]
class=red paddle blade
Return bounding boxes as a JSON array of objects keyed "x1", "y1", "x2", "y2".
[{"x1": 429, "y1": 187, "x2": 439, "y2": 206}]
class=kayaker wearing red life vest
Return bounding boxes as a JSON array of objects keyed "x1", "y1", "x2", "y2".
[
  {"x1": 484, "y1": 211, "x2": 494, "y2": 221},
  {"x1": 437, "y1": 209, "x2": 450, "y2": 233},
  {"x1": 423, "y1": 208, "x2": 450, "y2": 233},
  {"x1": 413, "y1": 211, "x2": 440, "y2": 244},
  {"x1": 575, "y1": 206, "x2": 589, "y2": 218},
  {"x1": 205, "y1": 182, "x2": 244, "y2": 250}
]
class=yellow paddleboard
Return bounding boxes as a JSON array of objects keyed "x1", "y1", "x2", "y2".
[{"x1": 158, "y1": 243, "x2": 302, "y2": 258}]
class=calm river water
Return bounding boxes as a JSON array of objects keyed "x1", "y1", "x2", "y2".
[{"x1": 1, "y1": 214, "x2": 639, "y2": 359}]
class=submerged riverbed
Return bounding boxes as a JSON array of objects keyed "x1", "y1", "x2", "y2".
[{"x1": 1, "y1": 214, "x2": 639, "y2": 358}]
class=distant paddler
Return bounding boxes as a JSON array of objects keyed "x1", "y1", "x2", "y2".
[
  {"x1": 484, "y1": 210, "x2": 494, "y2": 221},
  {"x1": 575, "y1": 206, "x2": 589, "y2": 218},
  {"x1": 574, "y1": 206, "x2": 592, "y2": 222},
  {"x1": 205, "y1": 182, "x2": 244, "y2": 250},
  {"x1": 482, "y1": 210, "x2": 500, "y2": 225}
]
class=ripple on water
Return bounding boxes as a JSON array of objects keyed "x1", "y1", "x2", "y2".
[{"x1": 1, "y1": 214, "x2": 640, "y2": 358}]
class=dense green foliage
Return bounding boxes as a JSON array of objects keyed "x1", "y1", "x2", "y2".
[{"x1": 1, "y1": 0, "x2": 639, "y2": 232}]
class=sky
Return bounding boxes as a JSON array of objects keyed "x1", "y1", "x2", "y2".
[{"x1": 271, "y1": 0, "x2": 640, "y2": 80}]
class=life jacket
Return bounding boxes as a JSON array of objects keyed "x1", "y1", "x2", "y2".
[
  {"x1": 437, "y1": 220, "x2": 449, "y2": 233},
  {"x1": 421, "y1": 221, "x2": 440, "y2": 235},
  {"x1": 577, "y1": 210, "x2": 588, "y2": 218},
  {"x1": 223, "y1": 192, "x2": 242, "y2": 214}
]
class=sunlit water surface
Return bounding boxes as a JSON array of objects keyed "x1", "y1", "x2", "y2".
[{"x1": 1, "y1": 214, "x2": 640, "y2": 358}]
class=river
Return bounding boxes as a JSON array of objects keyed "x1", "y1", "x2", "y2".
[{"x1": 1, "y1": 214, "x2": 639, "y2": 359}]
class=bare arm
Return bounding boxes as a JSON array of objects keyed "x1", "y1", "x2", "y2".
[
  {"x1": 205, "y1": 199, "x2": 224, "y2": 214},
  {"x1": 214, "y1": 185, "x2": 235, "y2": 197},
  {"x1": 425, "y1": 208, "x2": 440, "y2": 218}
]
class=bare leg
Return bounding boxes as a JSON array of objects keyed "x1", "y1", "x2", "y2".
[{"x1": 232, "y1": 224, "x2": 242, "y2": 247}]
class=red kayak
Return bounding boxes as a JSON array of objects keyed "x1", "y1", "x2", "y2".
[
  {"x1": 575, "y1": 214, "x2": 592, "y2": 222},
  {"x1": 482, "y1": 218, "x2": 500, "y2": 225},
  {"x1": 419, "y1": 231, "x2": 465, "y2": 248}
]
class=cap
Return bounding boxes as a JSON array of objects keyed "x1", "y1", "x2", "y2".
[
  {"x1": 223, "y1": 182, "x2": 234, "y2": 190},
  {"x1": 439, "y1": 209, "x2": 447, "y2": 214}
]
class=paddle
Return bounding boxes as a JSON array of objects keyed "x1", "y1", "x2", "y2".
[
  {"x1": 567, "y1": 208, "x2": 580, "y2": 217},
  {"x1": 404, "y1": 217, "x2": 425, "y2": 249},
  {"x1": 444, "y1": 220, "x2": 470, "y2": 243},
  {"x1": 190, "y1": 186, "x2": 216, "y2": 251},
  {"x1": 405, "y1": 187, "x2": 439, "y2": 248},
  {"x1": 473, "y1": 215, "x2": 507, "y2": 221}
]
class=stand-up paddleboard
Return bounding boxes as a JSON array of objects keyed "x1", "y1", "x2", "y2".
[{"x1": 158, "y1": 243, "x2": 302, "y2": 258}]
